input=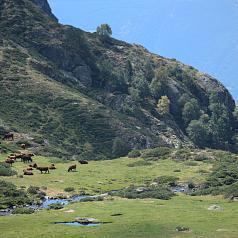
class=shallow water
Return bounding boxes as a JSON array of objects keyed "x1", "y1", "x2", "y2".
[{"x1": 54, "y1": 222, "x2": 100, "y2": 227}]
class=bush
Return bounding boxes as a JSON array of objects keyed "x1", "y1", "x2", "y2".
[
  {"x1": 80, "y1": 196, "x2": 104, "y2": 202},
  {"x1": 12, "y1": 207, "x2": 34, "y2": 214},
  {"x1": 64, "y1": 187, "x2": 75, "y2": 192},
  {"x1": 223, "y1": 183, "x2": 238, "y2": 199},
  {"x1": 27, "y1": 186, "x2": 40, "y2": 195},
  {"x1": 112, "y1": 185, "x2": 174, "y2": 200},
  {"x1": 48, "y1": 203, "x2": 64, "y2": 210},
  {"x1": 154, "y1": 176, "x2": 178, "y2": 186},
  {"x1": 128, "y1": 150, "x2": 141, "y2": 158},
  {"x1": 142, "y1": 147, "x2": 171, "y2": 159},
  {"x1": 0, "y1": 163, "x2": 17, "y2": 176},
  {"x1": 194, "y1": 154, "x2": 209, "y2": 161},
  {"x1": 0, "y1": 180, "x2": 33, "y2": 209}
]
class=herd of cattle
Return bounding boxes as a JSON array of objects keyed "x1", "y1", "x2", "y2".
[
  {"x1": 2, "y1": 133, "x2": 89, "y2": 176},
  {"x1": 5, "y1": 152, "x2": 89, "y2": 176}
]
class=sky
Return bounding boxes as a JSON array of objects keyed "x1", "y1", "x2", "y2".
[{"x1": 48, "y1": 0, "x2": 238, "y2": 100}]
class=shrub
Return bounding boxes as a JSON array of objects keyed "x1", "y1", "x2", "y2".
[
  {"x1": 64, "y1": 187, "x2": 75, "y2": 192},
  {"x1": 80, "y1": 196, "x2": 104, "y2": 202},
  {"x1": 0, "y1": 180, "x2": 32, "y2": 209},
  {"x1": 154, "y1": 176, "x2": 178, "y2": 186},
  {"x1": 48, "y1": 203, "x2": 64, "y2": 210},
  {"x1": 223, "y1": 183, "x2": 238, "y2": 199},
  {"x1": 112, "y1": 185, "x2": 174, "y2": 200},
  {"x1": 12, "y1": 207, "x2": 34, "y2": 214},
  {"x1": 128, "y1": 150, "x2": 141, "y2": 158},
  {"x1": 194, "y1": 154, "x2": 209, "y2": 161},
  {"x1": 142, "y1": 147, "x2": 171, "y2": 159},
  {"x1": 0, "y1": 163, "x2": 17, "y2": 176},
  {"x1": 27, "y1": 186, "x2": 40, "y2": 195}
]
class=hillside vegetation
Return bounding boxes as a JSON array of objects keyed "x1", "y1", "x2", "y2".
[{"x1": 0, "y1": 0, "x2": 237, "y2": 159}]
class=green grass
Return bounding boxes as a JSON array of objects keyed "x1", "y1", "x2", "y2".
[
  {"x1": 0, "y1": 155, "x2": 212, "y2": 195},
  {"x1": 1, "y1": 154, "x2": 238, "y2": 238},
  {"x1": 0, "y1": 195, "x2": 238, "y2": 238}
]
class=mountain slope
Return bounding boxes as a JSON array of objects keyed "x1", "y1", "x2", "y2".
[{"x1": 0, "y1": 0, "x2": 236, "y2": 159}]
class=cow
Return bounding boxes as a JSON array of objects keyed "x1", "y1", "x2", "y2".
[
  {"x1": 21, "y1": 144, "x2": 26, "y2": 149},
  {"x1": 5, "y1": 159, "x2": 15, "y2": 166},
  {"x1": 3, "y1": 133, "x2": 14, "y2": 141},
  {"x1": 14, "y1": 153, "x2": 24, "y2": 161},
  {"x1": 79, "y1": 160, "x2": 88, "y2": 165},
  {"x1": 8, "y1": 155, "x2": 16, "y2": 161},
  {"x1": 22, "y1": 155, "x2": 33, "y2": 163},
  {"x1": 32, "y1": 163, "x2": 38, "y2": 168},
  {"x1": 68, "y1": 164, "x2": 76, "y2": 172},
  {"x1": 37, "y1": 166, "x2": 49, "y2": 174},
  {"x1": 23, "y1": 170, "x2": 33, "y2": 176},
  {"x1": 26, "y1": 167, "x2": 33, "y2": 171},
  {"x1": 49, "y1": 164, "x2": 56, "y2": 170}
]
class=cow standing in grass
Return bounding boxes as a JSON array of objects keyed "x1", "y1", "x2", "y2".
[
  {"x1": 36, "y1": 166, "x2": 50, "y2": 174},
  {"x1": 68, "y1": 164, "x2": 76, "y2": 172}
]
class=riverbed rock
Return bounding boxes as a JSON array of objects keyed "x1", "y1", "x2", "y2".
[
  {"x1": 207, "y1": 205, "x2": 223, "y2": 211},
  {"x1": 75, "y1": 217, "x2": 99, "y2": 224}
]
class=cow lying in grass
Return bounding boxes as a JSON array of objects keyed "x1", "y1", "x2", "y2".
[
  {"x1": 79, "y1": 160, "x2": 88, "y2": 164},
  {"x1": 23, "y1": 170, "x2": 33, "y2": 176}
]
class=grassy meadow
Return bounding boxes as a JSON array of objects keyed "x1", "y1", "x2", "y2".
[{"x1": 0, "y1": 152, "x2": 238, "y2": 238}]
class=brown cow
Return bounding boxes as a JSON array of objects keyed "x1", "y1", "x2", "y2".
[
  {"x1": 68, "y1": 164, "x2": 76, "y2": 172},
  {"x1": 32, "y1": 163, "x2": 38, "y2": 168},
  {"x1": 23, "y1": 170, "x2": 33, "y2": 176},
  {"x1": 8, "y1": 155, "x2": 16, "y2": 161},
  {"x1": 21, "y1": 144, "x2": 26, "y2": 149},
  {"x1": 5, "y1": 159, "x2": 15, "y2": 166},
  {"x1": 3, "y1": 133, "x2": 14, "y2": 141},
  {"x1": 49, "y1": 164, "x2": 56, "y2": 170},
  {"x1": 37, "y1": 166, "x2": 49, "y2": 174}
]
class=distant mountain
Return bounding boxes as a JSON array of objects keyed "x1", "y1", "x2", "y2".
[{"x1": 0, "y1": 0, "x2": 236, "y2": 159}]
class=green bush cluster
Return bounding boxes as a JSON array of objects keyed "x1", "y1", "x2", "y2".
[
  {"x1": 111, "y1": 185, "x2": 174, "y2": 200},
  {"x1": 12, "y1": 207, "x2": 34, "y2": 215},
  {"x1": 0, "y1": 162, "x2": 17, "y2": 176},
  {"x1": 0, "y1": 180, "x2": 33, "y2": 209},
  {"x1": 141, "y1": 147, "x2": 171, "y2": 159},
  {"x1": 128, "y1": 150, "x2": 141, "y2": 158}
]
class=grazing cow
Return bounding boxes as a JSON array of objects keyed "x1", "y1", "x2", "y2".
[
  {"x1": 79, "y1": 160, "x2": 88, "y2": 165},
  {"x1": 32, "y1": 163, "x2": 38, "y2": 168},
  {"x1": 14, "y1": 153, "x2": 24, "y2": 161},
  {"x1": 23, "y1": 170, "x2": 33, "y2": 176},
  {"x1": 8, "y1": 155, "x2": 16, "y2": 161},
  {"x1": 3, "y1": 133, "x2": 14, "y2": 141},
  {"x1": 49, "y1": 164, "x2": 56, "y2": 170},
  {"x1": 37, "y1": 167, "x2": 49, "y2": 174},
  {"x1": 22, "y1": 155, "x2": 33, "y2": 163},
  {"x1": 5, "y1": 159, "x2": 15, "y2": 166},
  {"x1": 21, "y1": 144, "x2": 26, "y2": 149},
  {"x1": 68, "y1": 164, "x2": 77, "y2": 172}
]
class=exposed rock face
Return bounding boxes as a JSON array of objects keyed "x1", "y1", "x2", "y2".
[{"x1": 31, "y1": 0, "x2": 58, "y2": 21}]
